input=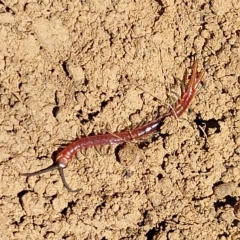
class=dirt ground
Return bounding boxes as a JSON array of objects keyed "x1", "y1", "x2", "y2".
[{"x1": 0, "y1": 0, "x2": 239, "y2": 239}]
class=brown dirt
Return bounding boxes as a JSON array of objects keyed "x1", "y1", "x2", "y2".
[{"x1": 0, "y1": 0, "x2": 240, "y2": 239}]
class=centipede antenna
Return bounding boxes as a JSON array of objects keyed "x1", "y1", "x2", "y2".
[
  {"x1": 58, "y1": 167, "x2": 81, "y2": 193},
  {"x1": 21, "y1": 164, "x2": 59, "y2": 177}
]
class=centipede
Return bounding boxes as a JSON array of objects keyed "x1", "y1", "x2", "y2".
[{"x1": 21, "y1": 58, "x2": 205, "y2": 192}]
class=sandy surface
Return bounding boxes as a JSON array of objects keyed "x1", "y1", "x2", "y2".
[{"x1": 0, "y1": 0, "x2": 240, "y2": 239}]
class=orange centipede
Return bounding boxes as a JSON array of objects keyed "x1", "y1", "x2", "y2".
[{"x1": 22, "y1": 58, "x2": 205, "y2": 192}]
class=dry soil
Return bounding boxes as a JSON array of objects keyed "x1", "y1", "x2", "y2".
[{"x1": 0, "y1": 0, "x2": 240, "y2": 239}]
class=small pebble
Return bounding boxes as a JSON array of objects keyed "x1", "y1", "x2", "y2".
[{"x1": 213, "y1": 182, "x2": 235, "y2": 199}]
